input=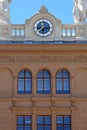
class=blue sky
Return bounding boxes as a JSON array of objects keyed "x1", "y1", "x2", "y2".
[{"x1": 10, "y1": 0, "x2": 74, "y2": 24}]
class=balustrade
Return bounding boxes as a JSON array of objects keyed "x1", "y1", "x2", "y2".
[
  {"x1": 11, "y1": 24, "x2": 25, "y2": 38},
  {"x1": 11, "y1": 24, "x2": 76, "y2": 39},
  {"x1": 62, "y1": 25, "x2": 76, "y2": 37}
]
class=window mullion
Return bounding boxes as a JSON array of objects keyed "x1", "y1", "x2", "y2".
[
  {"x1": 62, "y1": 70, "x2": 64, "y2": 94},
  {"x1": 43, "y1": 70, "x2": 44, "y2": 94},
  {"x1": 63, "y1": 116, "x2": 64, "y2": 130},
  {"x1": 24, "y1": 70, "x2": 26, "y2": 94},
  {"x1": 23, "y1": 116, "x2": 25, "y2": 130}
]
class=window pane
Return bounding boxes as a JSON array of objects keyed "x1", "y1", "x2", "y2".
[
  {"x1": 64, "y1": 79, "x2": 69, "y2": 88},
  {"x1": 56, "y1": 116, "x2": 71, "y2": 130},
  {"x1": 37, "y1": 80, "x2": 43, "y2": 93},
  {"x1": 64, "y1": 79, "x2": 70, "y2": 94},
  {"x1": 45, "y1": 116, "x2": 51, "y2": 124},
  {"x1": 25, "y1": 79, "x2": 32, "y2": 94},
  {"x1": 18, "y1": 79, "x2": 24, "y2": 88},
  {"x1": 56, "y1": 125, "x2": 63, "y2": 130},
  {"x1": 37, "y1": 70, "x2": 43, "y2": 78},
  {"x1": 64, "y1": 116, "x2": 71, "y2": 124},
  {"x1": 44, "y1": 70, "x2": 50, "y2": 78},
  {"x1": 25, "y1": 71, "x2": 31, "y2": 77},
  {"x1": 64, "y1": 125, "x2": 71, "y2": 130},
  {"x1": 56, "y1": 116, "x2": 63, "y2": 124},
  {"x1": 37, "y1": 116, "x2": 43, "y2": 124},
  {"x1": 56, "y1": 70, "x2": 62, "y2": 78},
  {"x1": 17, "y1": 126, "x2": 23, "y2": 130},
  {"x1": 18, "y1": 116, "x2": 23, "y2": 124},
  {"x1": 18, "y1": 70, "x2": 24, "y2": 77},
  {"x1": 18, "y1": 79, "x2": 24, "y2": 94},
  {"x1": 56, "y1": 80, "x2": 62, "y2": 94},
  {"x1": 25, "y1": 116, "x2": 31, "y2": 124},
  {"x1": 63, "y1": 70, "x2": 69, "y2": 78},
  {"x1": 25, "y1": 126, "x2": 31, "y2": 130},
  {"x1": 56, "y1": 79, "x2": 62, "y2": 88},
  {"x1": 45, "y1": 126, "x2": 51, "y2": 130},
  {"x1": 37, "y1": 126, "x2": 43, "y2": 130},
  {"x1": 17, "y1": 116, "x2": 32, "y2": 130},
  {"x1": 44, "y1": 79, "x2": 50, "y2": 94}
]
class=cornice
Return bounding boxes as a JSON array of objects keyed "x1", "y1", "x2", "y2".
[
  {"x1": 0, "y1": 96, "x2": 87, "y2": 102},
  {"x1": 0, "y1": 44, "x2": 87, "y2": 53},
  {"x1": 11, "y1": 106, "x2": 77, "y2": 111},
  {"x1": 71, "y1": 97, "x2": 87, "y2": 101}
]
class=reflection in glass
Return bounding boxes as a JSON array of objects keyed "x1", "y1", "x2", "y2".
[
  {"x1": 37, "y1": 116, "x2": 43, "y2": 124},
  {"x1": 56, "y1": 116, "x2": 71, "y2": 130},
  {"x1": 37, "y1": 69, "x2": 51, "y2": 94},
  {"x1": 18, "y1": 70, "x2": 32, "y2": 94},
  {"x1": 18, "y1": 116, "x2": 23, "y2": 124},
  {"x1": 17, "y1": 116, "x2": 32, "y2": 130},
  {"x1": 56, "y1": 116, "x2": 63, "y2": 124},
  {"x1": 64, "y1": 116, "x2": 71, "y2": 124},
  {"x1": 56, "y1": 69, "x2": 70, "y2": 94},
  {"x1": 37, "y1": 116, "x2": 51, "y2": 130}
]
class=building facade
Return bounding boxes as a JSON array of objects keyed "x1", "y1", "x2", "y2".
[{"x1": 0, "y1": 2, "x2": 87, "y2": 130}]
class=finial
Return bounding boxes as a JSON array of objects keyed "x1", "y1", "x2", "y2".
[{"x1": 39, "y1": 6, "x2": 48, "y2": 14}]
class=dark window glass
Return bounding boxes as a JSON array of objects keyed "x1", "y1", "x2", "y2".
[
  {"x1": 56, "y1": 70, "x2": 70, "y2": 94},
  {"x1": 17, "y1": 116, "x2": 32, "y2": 130},
  {"x1": 18, "y1": 70, "x2": 32, "y2": 94},
  {"x1": 37, "y1": 70, "x2": 51, "y2": 94},
  {"x1": 37, "y1": 126, "x2": 43, "y2": 130},
  {"x1": 45, "y1": 116, "x2": 51, "y2": 124},
  {"x1": 64, "y1": 116, "x2": 71, "y2": 124},
  {"x1": 18, "y1": 116, "x2": 23, "y2": 124},
  {"x1": 57, "y1": 126, "x2": 63, "y2": 130},
  {"x1": 37, "y1": 116, "x2": 51, "y2": 130},
  {"x1": 56, "y1": 116, "x2": 71, "y2": 130}
]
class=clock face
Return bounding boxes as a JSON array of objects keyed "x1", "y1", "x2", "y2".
[{"x1": 34, "y1": 19, "x2": 53, "y2": 37}]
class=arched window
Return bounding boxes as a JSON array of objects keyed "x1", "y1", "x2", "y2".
[
  {"x1": 37, "y1": 69, "x2": 51, "y2": 94},
  {"x1": 18, "y1": 69, "x2": 32, "y2": 94},
  {"x1": 56, "y1": 69, "x2": 70, "y2": 94}
]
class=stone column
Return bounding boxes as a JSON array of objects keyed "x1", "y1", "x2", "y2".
[
  {"x1": 51, "y1": 108, "x2": 56, "y2": 130},
  {"x1": 32, "y1": 109, "x2": 36, "y2": 130}
]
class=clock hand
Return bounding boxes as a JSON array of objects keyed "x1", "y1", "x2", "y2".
[
  {"x1": 37, "y1": 26, "x2": 43, "y2": 32},
  {"x1": 37, "y1": 22, "x2": 44, "y2": 32},
  {"x1": 41, "y1": 22, "x2": 44, "y2": 28}
]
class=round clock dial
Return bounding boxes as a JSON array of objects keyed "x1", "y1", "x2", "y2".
[{"x1": 34, "y1": 19, "x2": 53, "y2": 37}]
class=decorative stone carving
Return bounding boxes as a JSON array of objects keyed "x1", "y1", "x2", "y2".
[
  {"x1": 0, "y1": 0, "x2": 11, "y2": 24},
  {"x1": 78, "y1": 0, "x2": 87, "y2": 11},
  {"x1": 0, "y1": 55, "x2": 86, "y2": 63},
  {"x1": 0, "y1": 25, "x2": 11, "y2": 38},
  {"x1": 39, "y1": 6, "x2": 48, "y2": 14},
  {"x1": 73, "y1": 0, "x2": 87, "y2": 23},
  {"x1": 76, "y1": 28, "x2": 85, "y2": 36}
]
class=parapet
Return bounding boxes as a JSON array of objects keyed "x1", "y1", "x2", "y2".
[{"x1": 0, "y1": 6, "x2": 87, "y2": 44}]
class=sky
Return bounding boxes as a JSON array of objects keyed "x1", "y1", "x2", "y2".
[{"x1": 10, "y1": 0, "x2": 74, "y2": 24}]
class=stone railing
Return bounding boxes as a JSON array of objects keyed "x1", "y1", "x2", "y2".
[
  {"x1": 11, "y1": 24, "x2": 25, "y2": 38},
  {"x1": 1, "y1": 24, "x2": 87, "y2": 42},
  {"x1": 11, "y1": 24, "x2": 76, "y2": 39},
  {"x1": 61, "y1": 24, "x2": 76, "y2": 37}
]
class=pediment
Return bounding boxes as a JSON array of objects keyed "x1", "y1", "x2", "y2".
[{"x1": 25, "y1": 6, "x2": 62, "y2": 41}]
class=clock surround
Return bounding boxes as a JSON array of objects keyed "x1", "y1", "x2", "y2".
[{"x1": 34, "y1": 19, "x2": 53, "y2": 37}]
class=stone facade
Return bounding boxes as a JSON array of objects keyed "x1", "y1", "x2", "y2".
[
  {"x1": 0, "y1": 5, "x2": 87, "y2": 130},
  {"x1": 0, "y1": 44, "x2": 86, "y2": 130}
]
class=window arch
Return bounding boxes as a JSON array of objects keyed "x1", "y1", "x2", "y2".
[
  {"x1": 56, "y1": 69, "x2": 70, "y2": 94},
  {"x1": 18, "y1": 69, "x2": 32, "y2": 94},
  {"x1": 37, "y1": 69, "x2": 51, "y2": 94}
]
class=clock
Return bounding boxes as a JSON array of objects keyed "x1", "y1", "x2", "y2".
[{"x1": 34, "y1": 19, "x2": 53, "y2": 37}]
